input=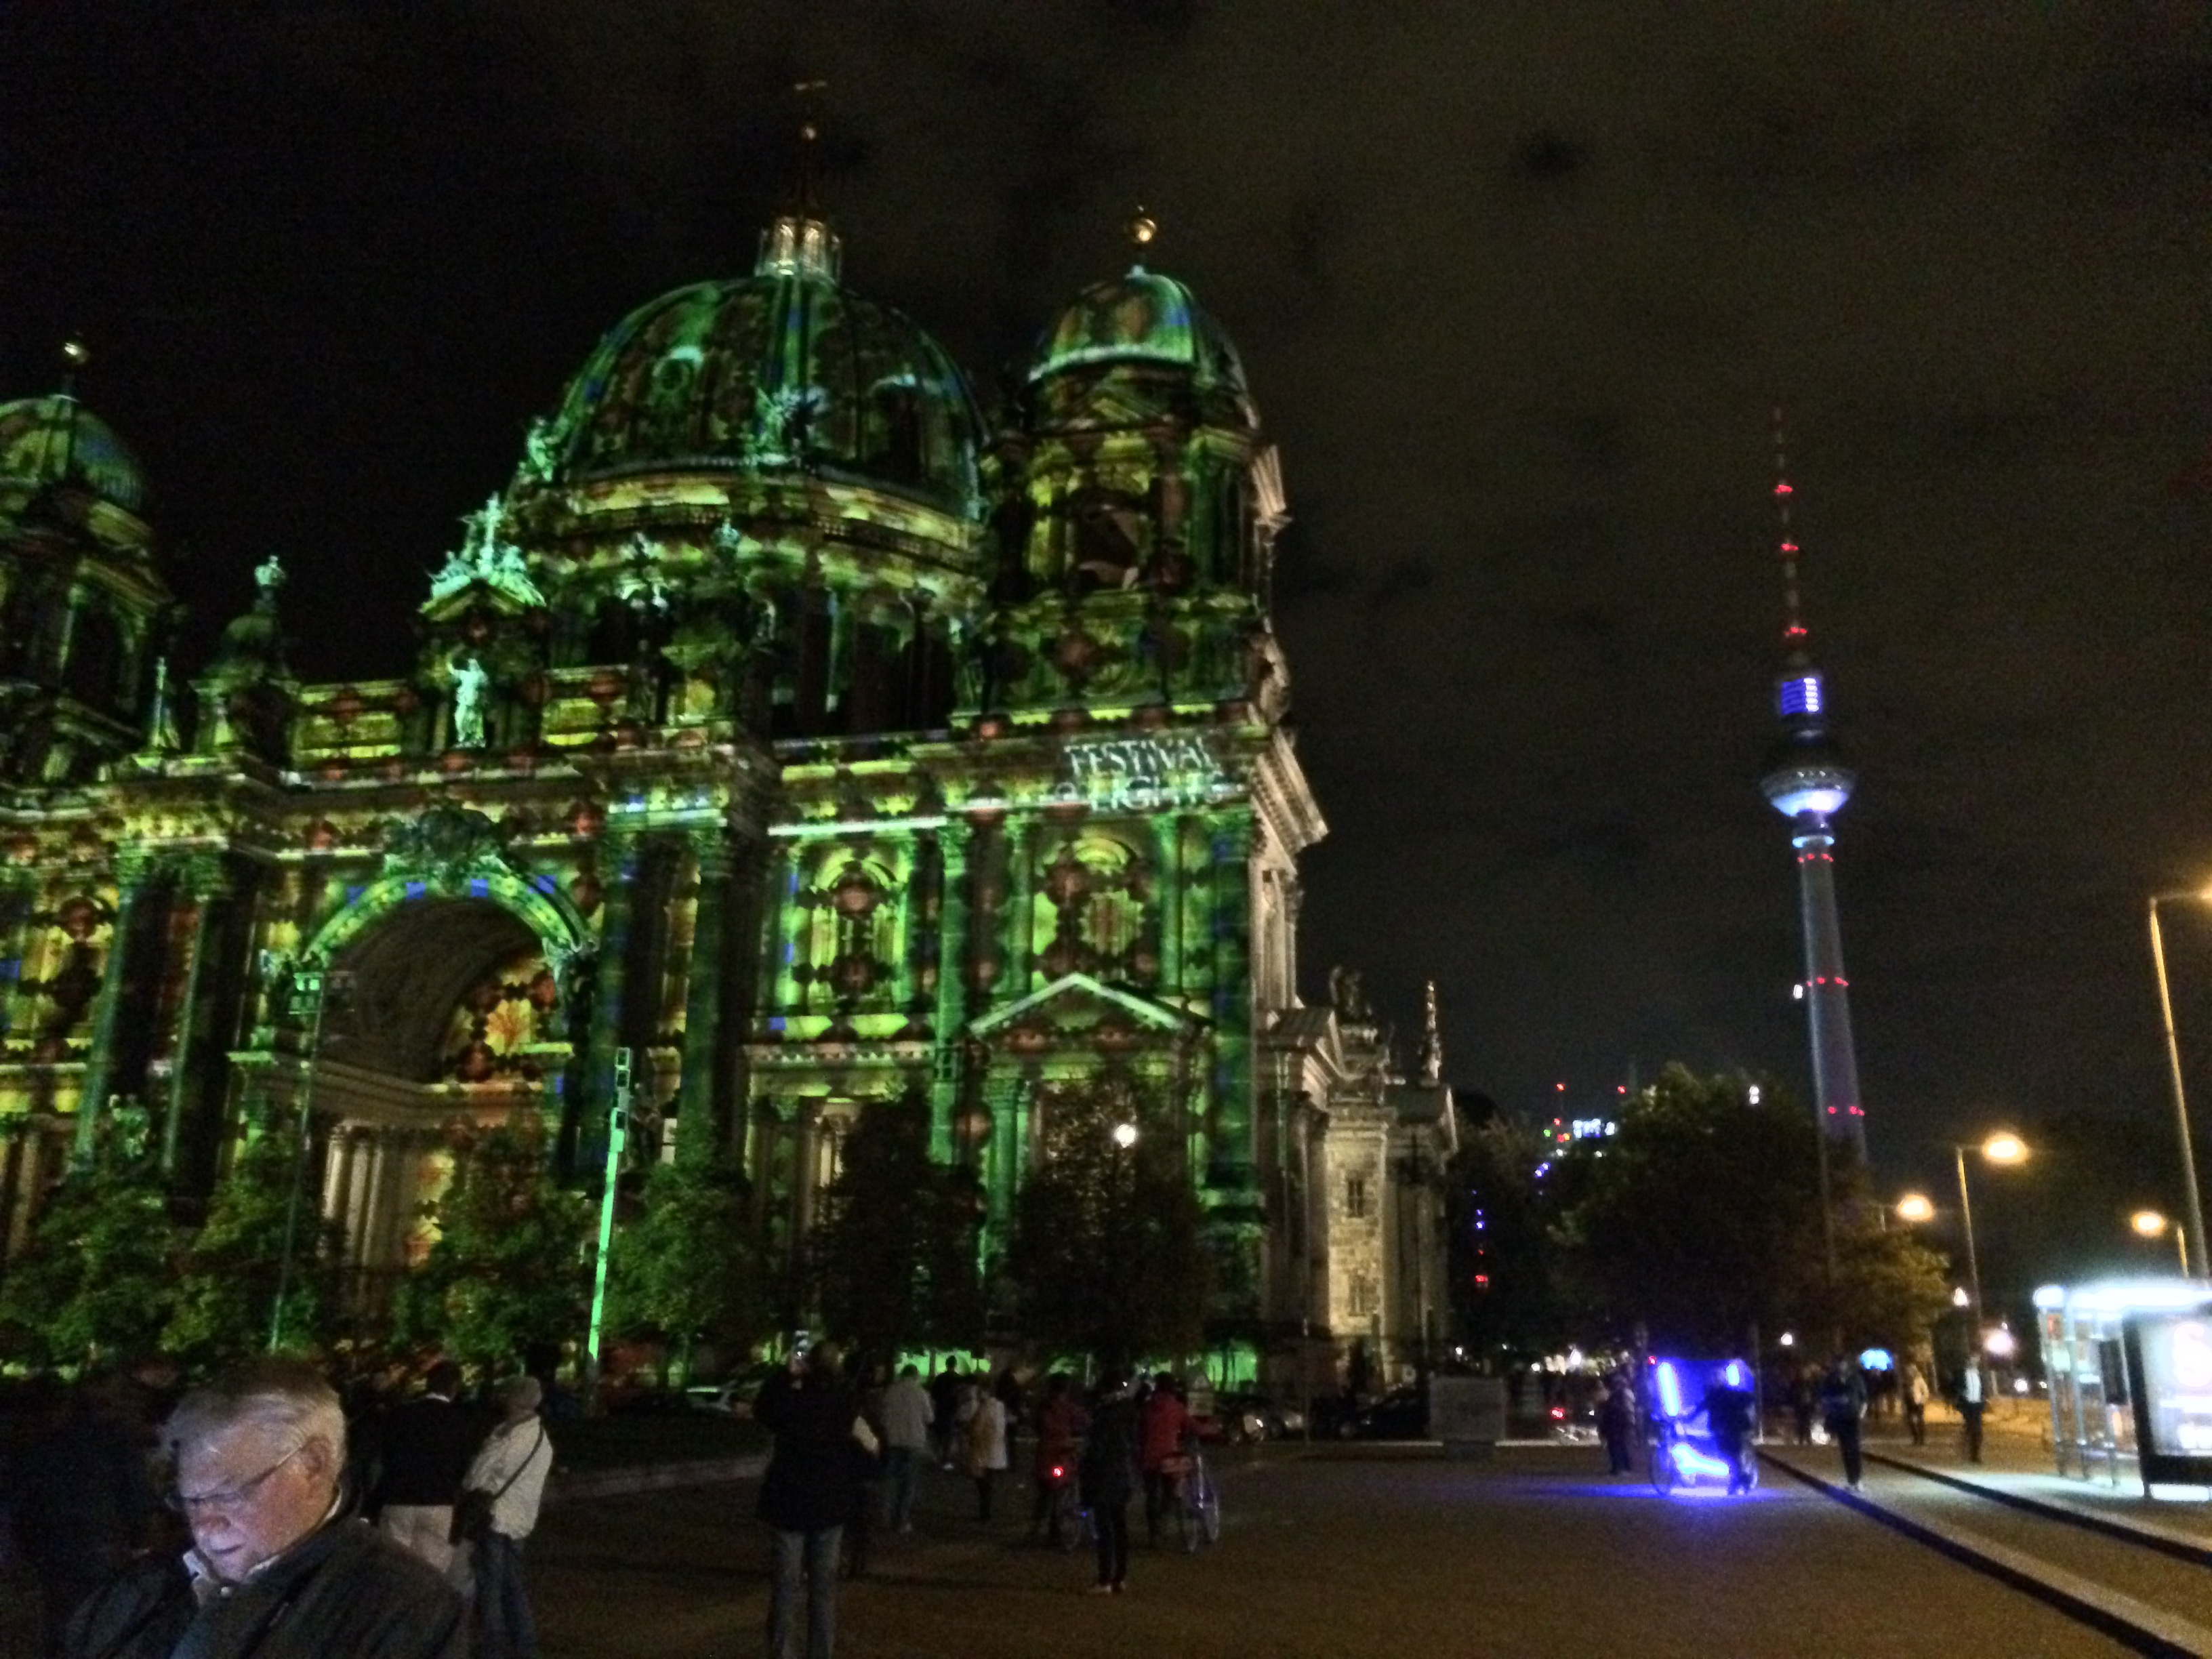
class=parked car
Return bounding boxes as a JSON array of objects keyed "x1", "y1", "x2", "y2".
[{"x1": 1339, "y1": 1387, "x2": 1429, "y2": 1440}]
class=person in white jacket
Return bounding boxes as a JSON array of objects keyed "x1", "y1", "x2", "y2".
[{"x1": 458, "y1": 1376, "x2": 554, "y2": 1659}]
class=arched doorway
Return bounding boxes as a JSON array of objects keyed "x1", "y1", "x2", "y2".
[{"x1": 274, "y1": 864, "x2": 590, "y2": 1315}]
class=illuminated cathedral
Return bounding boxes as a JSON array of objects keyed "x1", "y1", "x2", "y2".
[{"x1": 0, "y1": 181, "x2": 1454, "y2": 1385}]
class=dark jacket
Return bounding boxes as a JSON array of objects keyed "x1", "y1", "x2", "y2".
[
  {"x1": 63, "y1": 1515, "x2": 464, "y2": 1659},
  {"x1": 755, "y1": 1370, "x2": 861, "y2": 1534},
  {"x1": 367, "y1": 1397, "x2": 479, "y2": 1509},
  {"x1": 1080, "y1": 1395, "x2": 1139, "y2": 1507}
]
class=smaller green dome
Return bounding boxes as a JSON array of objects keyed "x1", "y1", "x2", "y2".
[
  {"x1": 1027, "y1": 267, "x2": 1251, "y2": 400},
  {"x1": 0, "y1": 394, "x2": 146, "y2": 514}
]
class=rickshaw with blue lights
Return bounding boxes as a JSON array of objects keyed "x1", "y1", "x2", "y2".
[{"x1": 1645, "y1": 1356, "x2": 1759, "y2": 1494}]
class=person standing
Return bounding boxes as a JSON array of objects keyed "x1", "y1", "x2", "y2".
[
  {"x1": 1029, "y1": 1375, "x2": 1081, "y2": 1544},
  {"x1": 1139, "y1": 1376, "x2": 1191, "y2": 1546},
  {"x1": 455, "y1": 1376, "x2": 552, "y2": 1659},
  {"x1": 928, "y1": 1363, "x2": 963, "y2": 1469},
  {"x1": 879, "y1": 1364, "x2": 933, "y2": 1534},
  {"x1": 1959, "y1": 1359, "x2": 1986, "y2": 1464},
  {"x1": 369, "y1": 1361, "x2": 479, "y2": 1578},
  {"x1": 63, "y1": 1359, "x2": 464, "y2": 1659},
  {"x1": 756, "y1": 1343, "x2": 867, "y2": 1659},
  {"x1": 1903, "y1": 1362, "x2": 1930, "y2": 1447},
  {"x1": 960, "y1": 1378, "x2": 1008, "y2": 1523},
  {"x1": 1597, "y1": 1370, "x2": 1637, "y2": 1476},
  {"x1": 1821, "y1": 1356, "x2": 1868, "y2": 1492},
  {"x1": 1079, "y1": 1377, "x2": 1139, "y2": 1596}
]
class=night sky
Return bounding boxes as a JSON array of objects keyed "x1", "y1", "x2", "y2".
[{"x1": 6, "y1": 4, "x2": 2210, "y2": 1204}]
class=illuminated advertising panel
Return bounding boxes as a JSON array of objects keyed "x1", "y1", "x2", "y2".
[{"x1": 2122, "y1": 1306, "x2": 2212, "y2": 1486}]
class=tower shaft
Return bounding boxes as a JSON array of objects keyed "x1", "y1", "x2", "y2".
[{"x1": 1791, "y1": 814, "x2": 1865, "y2": 1161}]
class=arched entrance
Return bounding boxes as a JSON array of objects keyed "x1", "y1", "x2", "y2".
[{"x1": 274, "y1": 852, "x2": 591, "y2": 1314}]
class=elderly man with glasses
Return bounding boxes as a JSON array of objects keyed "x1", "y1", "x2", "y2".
[{"x1": 62, "y1": 1359, "x2": 464, "y2": 1659}]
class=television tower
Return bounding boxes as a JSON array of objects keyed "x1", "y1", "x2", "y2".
[{"x1": 1758, "y1": 412, "x2": 1867, "y2": 1163}]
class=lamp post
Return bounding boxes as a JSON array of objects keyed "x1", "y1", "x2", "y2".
[
  {"x1": 2147, "y1": 894, "x2": 2211, "y2": 1277},
  {"x1": 1950, "y1": 1132, "x2": 2026, "y2": 1340},
  {"x1": 2132, "y1": 1208, "x2": 2190, "y2": 1275}
]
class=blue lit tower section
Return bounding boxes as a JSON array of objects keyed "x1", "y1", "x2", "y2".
[{"x1": 1758, "y1": 418, "x2": 1867, "y2": 1163}]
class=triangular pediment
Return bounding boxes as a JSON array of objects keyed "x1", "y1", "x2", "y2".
[{"x1": 967, "y1": 972, "x2": 1200, "y2": 1040}]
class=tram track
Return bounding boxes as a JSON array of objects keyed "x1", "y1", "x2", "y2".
[{"x1": 1761, "y1": 1445, "x2": 2212, "y2": 1656}]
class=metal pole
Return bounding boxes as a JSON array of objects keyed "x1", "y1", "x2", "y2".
[
  {"x1": 270, "y1": 968, "x2": 331, "y2": 1353},
  {"x1": 2148, "y1": 897, "x2": 2210, "y2": 1276},
  {"x1": 1954, "y1": 1145, "x2": 1983, "y2": 1336},
  {"x1": 584, "y1": 1048, "x2": 632, "y2": 1410}
]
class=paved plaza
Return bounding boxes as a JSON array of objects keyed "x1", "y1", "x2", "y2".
[{"x1": 525, "y1": 1441, "x2": 2145, "y2": 1658}]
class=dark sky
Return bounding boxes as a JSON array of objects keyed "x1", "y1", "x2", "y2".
[{"x1": 6, "y1": 3, "x2": 2211, "y2": 1204}]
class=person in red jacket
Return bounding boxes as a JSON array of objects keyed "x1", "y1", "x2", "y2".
[{"x1": 1138, "y1": 1376, "x2": 1192, "y2": 1547}]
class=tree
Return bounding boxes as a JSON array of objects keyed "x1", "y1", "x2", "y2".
[
  {"x1": 1002, "y1": 1082, "x2": 1210, "y2": 1371},
  {"x1": 392, "y1": 1112, "x2": 592, "y2": 1372},
  {"x1": 0, "y1": 1107, "x2": 180, "y2": 1370},
  {"x1": 1559, "y1": 1065, "x2": 1828, "y2": 1351},
  {"x1": 165, "y1": 1126, "x2": 344, "y2": 1374},
  {"x1": 607, "y1": 1154, "x2": 769, "y2": 1377},
  {"x1": 1557, "y1": 1064, "x2": 1954, "y2": 1356},
  {"x1": 808, "y1": 1095, "x2": 983, "y2": 1361},
  {"x1": 1446, "y1": 1115, "x2": 1564, "y2": 1363}
]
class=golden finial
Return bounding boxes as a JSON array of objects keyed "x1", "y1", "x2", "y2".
[{"x1": 1127, "y1": 205, "x2": 1158, "y2": 251}]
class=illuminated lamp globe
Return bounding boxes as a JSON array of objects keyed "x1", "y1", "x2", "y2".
[
  {"x1": 1896, "y1": 1193, "x2": 1936, "y2": 1224},
  {"x1": 1981, "y1": 1132, "x2": 2028, "y2": 1165},
  {"x1": 2133, "y1": 1210, "x2": 2170, "y2": 1239}
]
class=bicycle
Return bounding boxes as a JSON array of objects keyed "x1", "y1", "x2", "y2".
[{"x1": 1161, "y1": 1446, "x2": 1221, "y2": 1551}]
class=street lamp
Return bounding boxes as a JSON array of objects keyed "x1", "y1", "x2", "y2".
[
  {"x1": 1952, "y1": 1131, "x2": 2028, "y2": 1339},
  {"x1": 2146, "y1": 892, "x2": 2211, "y2": 1276},
  {"x1": 2133, "y1": 1208, "x2": 2190, "y2": 1275},
  {"x1": 1896, "y1": 1192, "x2": 1936, "y2": 1224}
]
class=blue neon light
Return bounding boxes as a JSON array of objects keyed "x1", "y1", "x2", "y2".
[
  {"x1": 1671, "y1": 1442, "x2": 1735, "y2": 1481},
  {"x1": 1655, "y1": 1361, "x2": 1685, "y2": 1420},
  {"x1": 1778, "y1": 674, "x2": 1823, "y2": 718}
]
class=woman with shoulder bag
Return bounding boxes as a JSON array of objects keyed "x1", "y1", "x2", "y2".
[{"x1": 455, "y1": 1376, "x2": 554, "y2": 1659}]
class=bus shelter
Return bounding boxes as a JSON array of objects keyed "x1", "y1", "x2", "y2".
[{"x1": 2034, "y1": 1279, "x2": 2212, "y2": 1496}]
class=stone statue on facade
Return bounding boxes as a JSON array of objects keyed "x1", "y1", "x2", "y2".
[{"x1": 448, "y1": 653, "x2": 491, "y2": 747}]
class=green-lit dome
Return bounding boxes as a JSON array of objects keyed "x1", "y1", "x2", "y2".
[
  {"x1": 1027, "y1": 266, "x2": 1252, "y2": 405},
  {"x1": 0, "y1": 394, "x2": 146, "y2": 514},
  {"x1": 529, "y1": 218, "x2": 984, "y2": 517}
]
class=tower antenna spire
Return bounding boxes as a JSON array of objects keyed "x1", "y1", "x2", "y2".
[{"x1": 1773, "y1": 405, "x2": 1808, "y2": 661}]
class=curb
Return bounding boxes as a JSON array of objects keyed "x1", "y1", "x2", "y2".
[
  {"x1": 1761, "y1": 1449, "x2": 2209, "y2": 1658},
  {"x1": 548, "y1": 1454, "x2": 766, "y2": 1503}
]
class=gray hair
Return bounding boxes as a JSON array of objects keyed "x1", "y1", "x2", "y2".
[{"x1": 165, "y1": 1359, "x2": 346, "y2": 1471}]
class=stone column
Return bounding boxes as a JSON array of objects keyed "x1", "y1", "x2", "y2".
[
  {"x1": 677, "y1": 832, "x2": 731, "y2": 1161},
  {"x1": 1209, "y1": 813, "x2": 1256, "y2": 1180},
  {"x1": 928, "y1": 817, "x2": 970, "y2": 1160},
  {"x1": 161, "y1": 856, "x2": 228, "y2": 1176},
  {"x1": 75, "y1": 849, "x2": 157, "y2": 1164},
  {"x1": 575, "y1": 832, "x2": 640, "y2": 1176}
]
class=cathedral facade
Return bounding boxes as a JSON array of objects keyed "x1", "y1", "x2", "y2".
[{"x1": 0, "y1": 196, "x2": 1452, "y2": 1387}]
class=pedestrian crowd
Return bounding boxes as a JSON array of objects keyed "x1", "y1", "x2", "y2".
[
  {"x1": 0, "y1": 1355, "x2": 551, "y2": 1659},
  {"x1": 752, "y1": 1350, "x2": 1217, "y2": 1657}
]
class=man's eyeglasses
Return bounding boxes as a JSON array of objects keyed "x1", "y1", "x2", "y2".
[{"x1": 167, "y1": 1443, "x2": 304, "y2": 1517}]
